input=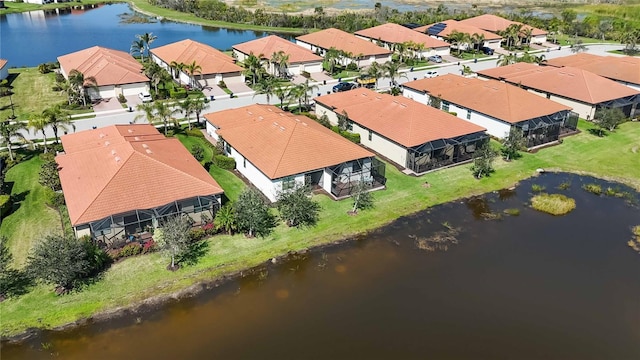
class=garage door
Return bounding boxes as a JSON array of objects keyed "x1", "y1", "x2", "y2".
[{"x1": 121, "y1": 83, "x2": 147, "y2": 96}]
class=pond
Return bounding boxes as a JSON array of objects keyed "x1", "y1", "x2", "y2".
[
  {"x1": 2, "y1": 173, "x2": 639, "y2": 359},
  {"x1": 0, "y1": 3, "x2": 287, "y2": 67}
]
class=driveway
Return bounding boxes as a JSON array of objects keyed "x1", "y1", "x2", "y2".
[
  {"x1": 202, "y1": 85, "x2": 229, "y2": 100},
  {"x1": 92, "y1": 97, "x2": 124, "y2": 112},
  {"x1": 226, "y1": 82, "x2": 254, "y2": 96}
]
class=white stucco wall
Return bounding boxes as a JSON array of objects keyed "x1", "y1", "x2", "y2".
[
  {"x1": 0, "y1": 66, "x2": 8, "y2": 81},
  {"x1": 402, "y1": 87, "x2": 430, "y2": 104},
  {"x1": 315, "y1": 103, "x2": 340, "y2": 125},
  {"x1": 531, "y1": 35, "x2": 547, "y2": 44},
  {"x1": 485, "y1": 39, "x2": 502, "y2": 50},
  {"x1": 446, "y1": 102, "x2": 511, "y2": 138},
  {"x1": 525, "y1": 88, "x2": 594, "y2": 119},
  {"x1": 225, "y1": 144, "x2": 283, "y2": 202},
  {"x1": 120, "y1": 82, "x2": 148, "y2": 96},
  {"x1": 351, "y1": 122, "x2": 408, "y2": 168},
  {"x1": 295, "y1": 40, "x2": 314, "y2": 52}
]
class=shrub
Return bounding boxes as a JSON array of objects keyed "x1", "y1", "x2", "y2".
[
  {"x1": 0, "y1": 195, "x2": 11, "y2": 217},
  {"x1": 185, "y1": 129, "x2": 204, "y2": 137},
  {"x1": 142, "y1": 239, "x2": 157, "y2": 254},
  {"x1": 189, "y1": 228, "x2": 206, "y2": 242},
  {"x1": 37, "y1": 63, "x2": 50, "y2": 74},
  {"x1": 213, "y1": 155, "x2": 236, "y2": 170},
  {"x1": 44, "y1": 188, "x2": 65, "y2": 208},
  {"x1": 346, "y1": 62, "x2": 358, "y2": 71},
  {"x1": 169, "y1": 88, "x2": 188, "y2": 99},
  {"x1": 55, "y1": 73, "x2": 66, "y2": 83},
  {"x1": 301, "y1": 71, "x2": 311, "y2": 78},
  {"x1": 191, "y1": 144, "x2": 205, "y2": 162},
  {"x1": 218, "y1": 80, "x2": 227, "y2": 89},
  {"x1": 405, "y1": 58, "x2": 415, "y2": 66},
  {"x1": 117, "y1": 94, "x2": 127, "y2": 103},
  {"x1": 530, "y1": 193, "x2": 576, "y2": 216},
  {"x1": 202, "y1": 222, "x2": 217, "y2": 236},
  {"x1": 531, "y1": 184, "x2": 546, "y2": 193},
  {"x1": 582, "y1": 183, "x2": 602, "y2": 195},
  {"x1": 330, "y1": 126, "x2": 360, "y2": 143},
  {"x1": 118, "y1": 243, "x2": 143, "y2": 258}
]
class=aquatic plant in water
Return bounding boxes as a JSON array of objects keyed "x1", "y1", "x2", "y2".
[
  {"x1": 530, "y1": 193, "x2": 576, "y2": 216},
  {"x1": 582, "y1": 183, "x2": 602, "y2": 195}
]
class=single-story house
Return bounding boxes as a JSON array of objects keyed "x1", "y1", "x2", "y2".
[
  {"x1": 458, "y1": 14, "x2": 547, "y2": 45},
  {"x1": 296, "y1": 28, "x2": 392, "y2": 67},
  {"x1": 56, "y1": 124, "x2": 224, "y2": 243},
  {"x1": 0, "y1": 59, "x2": 8, "y2": 81},
  {"x1": 355, "y1": 23, "x2": 451, "y2": 58},
  {"x1": 57, "y1": 46, "x2": 149, "y2": 100},
  {"x1": 151, "y1": 39, "x2": 244, "y2": 88},
  {"x1": 402, "y1": 74, "x2": 576, "y2": 148},
  {"x1": 414, "y1": 20, "x2": 503, "y2": 50},
  {"x1": 478, "y1": 63, "x2": 640, "y2": 120},
  {"x1": 232, "y1": 35, "x2": 323, "y2": 76},
  {"x1": 315, "y1": 88, "x2": 489, "y2": 174},
  {"x1": 545, "y1": 53, "x2": 640, "y2": 91},
  {"x1": 204, "y1": 104, "x2": 386, "y2": 201}
]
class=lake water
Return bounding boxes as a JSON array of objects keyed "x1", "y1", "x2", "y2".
[
  {"x1": 0, "y1": 3, "x2": 283, "y2": 67},
  {"x1": 2, "y1": 173, "x2": 639, "y2": 359}
]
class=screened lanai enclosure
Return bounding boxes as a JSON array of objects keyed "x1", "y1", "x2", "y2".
[
  {"x1": 407, "y1": 132, "x2": 489, "y2": 174},
  {"x1": 329, "y1": 158, "x2": 387, "y2": 198},
  {"x1": 518, "y1": 111, "x2": 578, "y2": 148},
  {"x1": 75, "y1": 195, "x2": 221, "y2": 248}
]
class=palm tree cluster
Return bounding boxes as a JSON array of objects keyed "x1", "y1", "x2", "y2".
[
  {"x1": 130, "y1": 32, "x2": 157, "y2": 62},
  {"x1": 253, "y1": 78, "x2": 318, "y2": 111},
  {"x1": 446, "y1": 31, "x2": 487, "y2": 57},
  {"x1": 242, "y1": 52, "x2": 267, "y2": 86},
  {"x1": 135, "y1": 101, "x2": 179, "y2": 136},
  {"x1": 497, "y1": 52, "x2": 546, "y2": 67},
  {"x1": 497, "y1": 23, "x2": 534, "y2": 50},
  {"x1": 269, "y1": 50, "x2": 290, "y2": 79},
  {"x1": 57, "y1": 69, "x2": 98, "y2": 107}
]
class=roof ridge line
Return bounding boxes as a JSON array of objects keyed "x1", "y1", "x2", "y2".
[{"x1": 271, "y1": 115, "x2": 300, "y2": 178}]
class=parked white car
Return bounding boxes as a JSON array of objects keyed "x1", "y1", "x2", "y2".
[
  {"x1": 424, "y1": 71, "x2": 439, "y2": 79},
  {"x1": 138, "y1": 92, "x2": 152, "y2": 103}
]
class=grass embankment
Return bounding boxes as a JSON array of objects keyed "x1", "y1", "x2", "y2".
[
  {"x1": 1, "y1": 119, "x2": 640, "y2": 337},
  {"x1": 572, "y1": 3, "x2": 640, "y2": 27},
  {"x1": 0, "y1": 68, "x2": 66, "y2": 120},
  {"x1": 0, "y1": 154, "x2": 62, "y2": 268}
]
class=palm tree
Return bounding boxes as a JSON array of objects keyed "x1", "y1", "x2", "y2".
[
  {"x1": 185, "y1": 61, "x2": 202, "y2": 88},
  {"x1": 273, "y1": 83, "x2": 290, "y2": 109},
  {"x1": 270, "y1": 50, "x2": 290, "y2": 78},
  {"x1": 214, "y1": 203, "x2": 236, "y2": 235},
  {"x1": 191, "y1": 98, "x2": 207, "y2": 125},
  {"x1": 366, "y1": 61, "x2": 384, "y2": 90},
  {"x1": 0, "y1": 121, "x2": 30, "y2": 161},
  {"x1": 134, "y1": 102, "x2": 155, "y2": 124},
  {"x1": 471, "y1": 33, "x2": 485, "y2": 56},
  {"x1": 298, "y1": 79, "x2": 318, "y2": 108},
  {"x1": 136, "y1": 32, "x2": 157, "y2": 62},
  {"x1": 522, "y1": 27, "x2": 534, "y2": 48},
  {"x1": 323, "y1": 47, "x2": 341, "y2": 75},
  {"x1": 383, "y1": 61, "x2": 407, "y2": 87},
  {"x1": 28, "y1": 114, "x2": 49, "y2": 153},
  {"x1": 242, "y1": 52, "x2": 266, "y2": 86},
  {"x1": 42, "y1": 105, "x2": 74, "y2": 144},
  {"x1": 68, "y1": 69, "x2": 97, "y2": 107},
  {"x1": 254, "y1": 77, "x2": 278, "y2": 104},
  {"x1": 130, "y1": 39, "x2": 145, "y2": 62},
  {"x1": 448, "y1": 30, "x2": 467, "y2": 56},
  {"x1": 169, "y1": 61, "x2": 186, "y2": 79},
  {"x1": 58, "y1": 80, "x2": 77, "y2": 106},
  {"x1": 497, "y1": 53, "x2": 516, "y2": 67},
  {"x1": 152, "y1": 101, "x2": 179, "y2": 135},
  {"x1": 288, "y1": 84, "x2": 305, "y2": 111},
  {"x1": 179, "y1": 98, "x2": 196, "y2": 130}
]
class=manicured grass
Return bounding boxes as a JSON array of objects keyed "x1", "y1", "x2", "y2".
[
  {"x1": 0, "y1": 0, "x2": 114, "y2": 14},
  {"x1": 0, "y1": 68, "x2": 67, "y2": 120},
  {"x1": 332, "y1": 71, "x2": 360, "y2": 80},
  {"x1": 530, "y1": 193, "x2": 576, "y2": 215},
  {"x1": 0, "y1": 153, "x2": 62, "y2": 267},
  {"x1": 2, "y1": 119, "x2": 640, "y2": 336}
]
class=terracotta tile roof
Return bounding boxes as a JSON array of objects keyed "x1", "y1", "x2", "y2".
[
  {"x1": 546, "y1": 53, "x2": 640, "y2": 86},
  {"x1": 206, "y1": 104, "x2": 374, "y2": 179},
  {"x1": 414, "y1": 20, "x2": 502, "y2": 41},
  {"x1": 355, "y1": 23, "x2": 450, "y2": 49},
  {"x1": 403, "y1": 74, "x2": 572, "y2": 124},
  {"x1": 57, "y1": 125, "x2": 223, "y2": 226},
  {"x1": 233, "y1": 35, "x2": 322, "y2": 64},
  {"x1": 315, "y1": 88, "x2": 486, "y2": 147},
  {"x1": 57, "y1": 46, "x2": 149, "y2": 86},
  {"x1": 296, "y1": 28, "x2": 392, "y2": 57},
  {"x1": 459, "y1": 14, "x2": 547, "y2": 36},
  {"x1": 0, "y1": 59, "x2": 7, "y2": 70},
  {"x1": 151, "y1": 39, "x2": 243, "y2": 75},
  {"x1": 479, "y1": 64, "x2": 640, "y2": 104},
  {"x1": 476, "y1": 62, "x2": 542, "y2": 80}
]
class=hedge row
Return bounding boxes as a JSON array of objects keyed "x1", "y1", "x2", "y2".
[
  {"x1": 331, "y1": 126, "x2": 361, "y2": 144},
  {"x1": 213, "y1": 155, "x2": 236, "y2": 170}
]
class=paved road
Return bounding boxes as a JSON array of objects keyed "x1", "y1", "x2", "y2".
[{"x1": 16, "y1": 43, "x2": 624, "y2": 142}]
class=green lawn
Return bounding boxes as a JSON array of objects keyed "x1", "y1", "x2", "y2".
[
  {"x1": 0, "y1": 0, "x2": 114, "y2": 14},
  {"x1": 0, "y1": 68, "x2": 67, "y2": 120},
  {"x1": 1, "y1": 120, "x2": 639, "y2": 336},
  {"x1": 0, "y1": 153, "x2": 62, "y2": 267}
]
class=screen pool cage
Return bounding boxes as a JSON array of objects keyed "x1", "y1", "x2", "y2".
[
  {"x1": 407, "y1": 132, "x2": 489, "y2": 174},
  {"x1": 328, "y1": 158, "x2": 386, "y2": 199},
  {"x1": 518, "y1": 111, "x2": 574, "y2": 148},
  {"x1": 597, "y1": 94, "x2": 639, "y2": 119}
]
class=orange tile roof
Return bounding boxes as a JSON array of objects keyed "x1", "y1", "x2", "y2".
[
  {"x1": 206, "y1": 104, "x2": 374, "y2": 179},
  {"x1": 151, "y1": 39, "x2": 243, "y2": 75},
  {"x1": 315, "y1": 88, "x2": 486, "y2": 147},
  {"x1": 296, "y1": 28, "x2": 392, "y2": 57},
  {"x1": 355, "y1": 23, "x2": 450, "y2": 49},
  {"x1": 546, "y1": 53, "x2": 640, "y2": 86},
  {"x1": 414, "y1": 20, "x2": 502, "y2": 41},
  {"x1": 479, "y1": 64, "x2": 640, "y2": 104},
  {"x1": 403, "y1": 74, "x2": 572, "y2": 124},
  {"x1": 57, "y1": 46, "x2": 149, "y2": 86},
  {"x1": 57, "y1": 124, "x2": 223, "y2": 226},
  {"x1": 459, "y1": 14, "x2": 547, "y2": 36},
  {"x1": 233, "y1": 35, "x2": 322, "y2": 64},
  {"x1": 477, "y1": 62, "x2": 542, "y2": 80},
  {"x1": 0, "y1": 59, "x2": 7, "y2": 70}
]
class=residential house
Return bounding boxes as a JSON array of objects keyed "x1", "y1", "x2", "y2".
[
  {"x1": 233, "y1": 35, "x2": 323, "y2": 77},
  {"x1": 56, "y1": 124, "x2": 224, "y2": 243},
  {"x1": 458, "y1": 14, "x2": 547, "y2": 44},
  {"x1": 204, "y1": 104, "x2": 386, "y2": 201},
  {"x1": 355, "y1": 23, "x2": 451, "y2": 58},
  {"x1": 296, "y1": 28, "x2": 392, "y2": 67},
  {"x1": 151, "y1": 39, "x2": 244, "y2": 88},
  {"x1": 478, "y1": 63, "x2": 640, "y2": 119},
  {"x1": 0, "y1": 59, "x2": 8, "y2": 81},
  {"x1": 315, "y1": 88, "x2": 488, "y2": 174},
  {"x1": 57, "y1": 46, "x2": 149, "y2": 101},
  {"x1": 414, "y1": 20, "x2": 503, "y2": 50},
  {"x1": 402, "y1": 74, "x2": 576, "y2": 147},
  {"x1": 545, "y1": 53, "x2": 640, "y2": 91}
]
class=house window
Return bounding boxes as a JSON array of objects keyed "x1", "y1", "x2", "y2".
[
  {"x1": 243, "y1": 158, "x2": 246, "y2": 168},
  {"x1": 282, "y1": 176, "x2": 295, "y2": 191},
  {"x1": 442, "y1": 101, "x2": 450, "y2": 112},
  {"x1": 347, "y1": 121, "x2": 353, "y2": 131},
  {"x1": 546, "y1": 93, "x2": 551, "y2": 99},
  {"x1": 368, "y1": 130, "x2": 372, "y2": 141},
  {"x1": 466, "y1": 109, "x2": 472, "y2": 120},
  {"x1": 224, "y1": 142, "x2": 231, "y2": 155}
]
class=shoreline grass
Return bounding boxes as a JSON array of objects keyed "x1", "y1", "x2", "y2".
[{"x1": 1, "y1": 119, "x2": 640, "y2": 338}]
